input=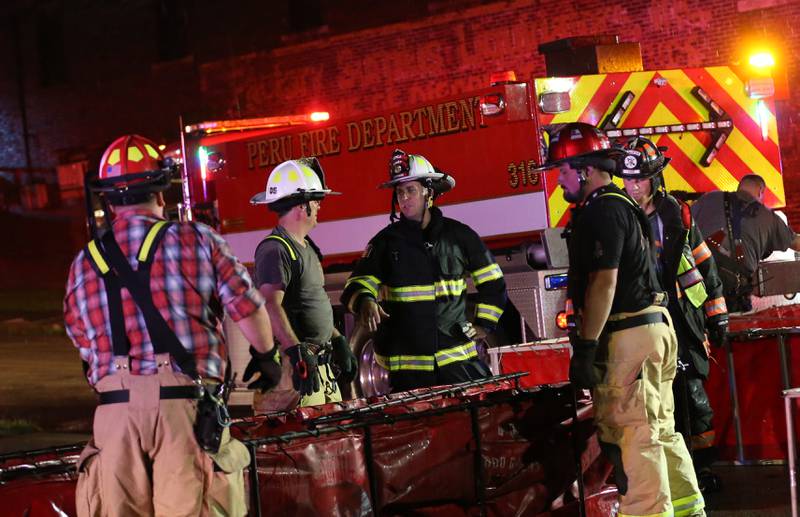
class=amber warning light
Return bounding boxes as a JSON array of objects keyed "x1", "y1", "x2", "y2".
[
  {"x1": 748, "y1": 51, "x2": 775, "y2": 69},
  {"x1": 556, "y1": 311, "x2": 569, "y2": 330}
]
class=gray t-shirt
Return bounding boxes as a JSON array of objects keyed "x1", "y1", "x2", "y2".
[
  {"x1": 692, "y1": 190, "x2": 796, "y2": 274},
  {"x1": 254, "y1": 231, "x2": 334, "y2": 346}
]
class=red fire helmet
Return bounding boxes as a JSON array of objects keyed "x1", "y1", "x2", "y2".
[
  {"x1": 92, "y1": 134, "x2": 175, "y2": 204},
  {"x1": 548, "y1": 123, "x2": 610, "y2": 162}
]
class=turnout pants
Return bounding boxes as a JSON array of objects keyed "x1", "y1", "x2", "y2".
[
  {"x1": 75, "y1": 354, "x2": 250, "y2": 517},
  {"x1": 595, "y1": 305, "x2": 705, "y2": 517}
]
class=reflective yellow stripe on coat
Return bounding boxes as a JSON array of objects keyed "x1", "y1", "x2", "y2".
[
  {"x1": 471, "y1": 263, "x2": 503, "y2": 285},
  {"x1": 476, "y1": 303, "x2": 503, "y2": 323}
]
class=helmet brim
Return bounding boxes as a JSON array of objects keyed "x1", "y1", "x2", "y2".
[
  {"x1": 89, "y1": 169, "x2": 173, "y2": 194},
  {"x1": 532, "y1": 150, "x2": 610, "y2": 173},
  {"x1": 250, "y1": 189, "x2": 341, "y2": 206},
  {"x1": 379, "y1": 172, "x2": 446, "y2": 189}
]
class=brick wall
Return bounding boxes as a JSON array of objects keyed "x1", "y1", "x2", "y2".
[{"x1": 1, "y1": 0, "x2": 798, "y2": 223}]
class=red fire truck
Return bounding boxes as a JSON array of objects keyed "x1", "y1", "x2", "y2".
[
  {"x1": 174, "y1": 35, "x2": 799, "y2": 462},
  {"x1": 177, "y1": 41, "x2": 786, "y2": 350}
]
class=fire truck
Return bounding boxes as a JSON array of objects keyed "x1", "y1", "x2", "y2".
[
  {"x1": 3, "y1": 37, "x2": 796, "y2": 516},
  {"x1": 173, "y1": 36, "x2": 792, "y2": 390}
]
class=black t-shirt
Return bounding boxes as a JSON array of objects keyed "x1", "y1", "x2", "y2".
[{"x1": 567, "y1": 184, "x2": 656, "y2": 315}]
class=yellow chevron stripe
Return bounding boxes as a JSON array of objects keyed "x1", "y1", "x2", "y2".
[
  {"x1": 608, "y1": 71, "x2": 656, "y2": 126},
  {"x1": 551, "y1": 74, "x2": 607, "y2": 124},
  {"x1": 645, "y1": 104, "x2": 739, "y2": 192},
  {"x1": 725, "y1": 128, "x2": 785, "y2": 205},
  {"x1": 547, "y1": 172, "x2": 570, "y2": 228},
  {"x1": 706, "y1": 67, "x2": 779, "y2": 146},
  {"x1": 657, "y1": 69, "x2": 708, "y2": 119}
]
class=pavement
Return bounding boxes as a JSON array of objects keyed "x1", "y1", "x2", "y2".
[
  {"x1": 705, "y1": 464, "x2": 791, "y2": 516},
  {"x1": 0, "y1": 432, "x2": 89, "y2": 455}
]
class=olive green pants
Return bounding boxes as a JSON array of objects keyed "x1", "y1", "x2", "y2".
[{"x1": 594, "y1": 305, "x2": 705, "y2": 517}]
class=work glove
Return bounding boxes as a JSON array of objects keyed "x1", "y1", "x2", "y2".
[
  {"x1": 285, "y1": 343, "x2": 321, "y2": 397},
  {"x1": 242, "y1": 345, "x2": 282, "y2": 393},
  {"x1": 331, "y1": 335, "x2": 358, "y2": 384},
  {"x1": 569, "y1": 335, "x2": 599, "y2": 389},
  {"x1": 707, "y1": 315, "x2": 729, "y2": 348},
  {"x1": 455, "y1": 321, "x2": 489, "y2": 341}
]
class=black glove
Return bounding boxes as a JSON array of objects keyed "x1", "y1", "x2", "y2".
[
  {"x1": 707, "y1": 315, "x2": 729, "y2": 348},
  {"x1": 569, "y1": 336, "x2": 599, "y2": 389},
  {"x1": 285, "y1": 343, "x2": 321, "y2": 397},
  {"x1": 242, "y1": 345, "x2": 282, "y2": 393},
  {"x1": 331, "y1": 335, "x2": 358, "y2": 384}
]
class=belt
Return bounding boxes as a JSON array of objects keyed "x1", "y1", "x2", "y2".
[
  {"x1": 98, "y1": 385, "x2": 203, "y2": 405},
  {"x1": 605, "y1": 312, "x2": 669, "y2": 333}
]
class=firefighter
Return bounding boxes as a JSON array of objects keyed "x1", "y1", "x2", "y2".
[
  {"x1": 64, "y1": 135, "x2": 281, "y2": 516},
  {"x1": 691, "y1": 173, "x2": 800, "y2": 312},
  {"x1": 340, "y1": 149, "x2": 507, "y2": 393},
  {"x1": 250, "y1": 158, "x2": 357, "y2": 410},
  {"x1": 620, "y1": 136, "x2": 728, "y2": 493},
  {"x1": 551, "y1": 123, "x2": 705, "y2": 517}
]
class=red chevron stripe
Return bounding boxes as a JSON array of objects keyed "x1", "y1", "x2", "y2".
[
  {"x1": 621, "y1": 73, "x2": 708, "y2": 128},
  {"x1": 682, "y1": 68, "x2": 781, "y2": 169},
  {"x1": 607, "y1": 74, "x2": 781, "y2": 200},
  {"x1": 714, "y1": 143, "x2": 783, "y2": 206},
  {"x1": 539, "y1": 107, "x2": 555, "y2": 126},
  {"x1": 578, "y1": 73, "x2": 630, "y2": 125},
  {"x1": 617, "y1": 74, "x2": 663, "y2": 127},
  {"x1": 657, "y1": 134, "x2": 720, "y2": 193}
]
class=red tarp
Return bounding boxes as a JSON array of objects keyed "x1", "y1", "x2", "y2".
[
  {"x1": 0, "y1": 382, "x2": 616, "y2": 516},
  {"x1": 707, "y1": 304, "x2": 800, "y2": 460},
  {"x1": 237, "y1": 383, "x2": 615, "y2": 516}
]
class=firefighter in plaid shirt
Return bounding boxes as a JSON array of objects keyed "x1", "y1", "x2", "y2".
[{"x1": 64, "y1": 135, "x2": 281, "y2": 516}]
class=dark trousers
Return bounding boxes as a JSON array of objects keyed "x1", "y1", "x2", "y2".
[{"x1": 673, "y1": 373, "x2": 716, "y2": 471}]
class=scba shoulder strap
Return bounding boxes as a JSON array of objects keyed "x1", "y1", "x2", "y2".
[
  {"x1": 594, "y1": 190, "x2": 665, "y2": 300},
  {"x1": 84, "y1": 221, "x2": 198, "y2": 378},
  {"x1": 257, "y1": 231, "x2": 323, "y2": 308}
]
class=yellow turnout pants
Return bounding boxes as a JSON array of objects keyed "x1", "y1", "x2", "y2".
[{"x1": 594, "y1": 305, "x2": 705, "y2": 517}]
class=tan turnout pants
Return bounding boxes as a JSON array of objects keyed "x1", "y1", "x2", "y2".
[
  {"x1": 75, "y1": 354, "x2": 250, "y2": 517},
  {"x1": 595, "y1": 305, "x2": 705, "y2": 517}
]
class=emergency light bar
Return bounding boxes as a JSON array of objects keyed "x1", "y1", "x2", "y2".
[
  {"x1": 605, "y1": 119, "x2": 732, "y2": 138},
  {"x1": 185, "y1": 112, "x2": 331, "y2": 135}
]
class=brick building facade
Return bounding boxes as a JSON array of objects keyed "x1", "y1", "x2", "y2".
[{"x1": 0, "y1": 0, "x2": 797, "y2": 286}]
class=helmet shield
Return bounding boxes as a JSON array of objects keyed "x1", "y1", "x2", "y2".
[
  {"x1": 614, "y1": 136, "x2": 671, "y2": 180},
  {"x1": 380, "y1": 150, "x2": 453, "y2": 192}
]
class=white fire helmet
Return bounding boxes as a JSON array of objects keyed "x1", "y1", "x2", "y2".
[
  {"x1": 379, "y1": 150, "x2": 456, "y2": 193},
  {"x1": 250, "y1": 157, "x2": 340, "y2": 211}
]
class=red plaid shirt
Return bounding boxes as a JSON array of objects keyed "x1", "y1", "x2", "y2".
[{"x1": 64, "y1": 209, "x2": 264, "y2": 386}]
